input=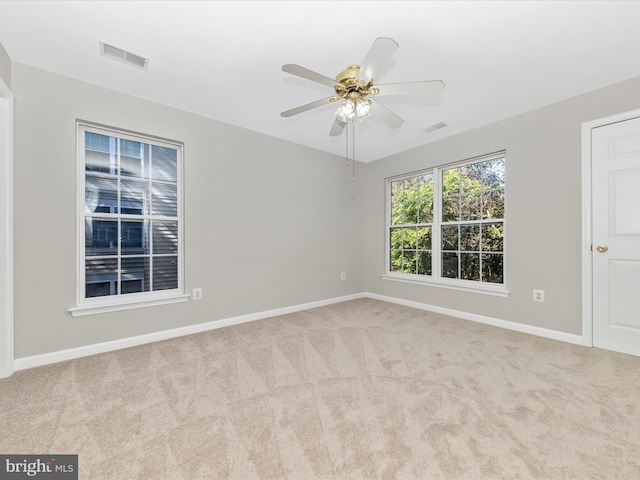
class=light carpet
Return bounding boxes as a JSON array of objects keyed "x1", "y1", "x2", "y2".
[{"x1": 1, "y1": 298, "x2": 640, "y2": 479}]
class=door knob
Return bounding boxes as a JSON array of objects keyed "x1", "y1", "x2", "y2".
[{"x1": 596, "y1": 245, "x2": 608, "y2": 253}]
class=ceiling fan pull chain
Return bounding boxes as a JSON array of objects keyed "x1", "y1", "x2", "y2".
[
  {"x1": 345, "y1": 122, "x2": 350, "y2": 166},
  {"x1": 352, "y1": 123, "x2": 356, "y2": 182}
]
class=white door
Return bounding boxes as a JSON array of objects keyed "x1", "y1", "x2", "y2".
[{"x1": 592, "y1": 116, "x2": 640, "y2": 356}]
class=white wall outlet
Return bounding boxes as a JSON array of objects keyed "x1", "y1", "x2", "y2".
[
  {"x1": 340, "y1": 272, "x2": 346, "y2": 280},
  {"x1": 533, "y1": 289, "x2": 545, "y2": 302},
  {"x1": 192, "y1": 287, "x2": 202, "y2": 301}
]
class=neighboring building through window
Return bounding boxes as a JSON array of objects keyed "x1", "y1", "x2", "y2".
[
  {"x1": 387, "y1": 152, "x2": 505, "y2": 291},
  {"x1": 76, "y1": 123, "x2": 183, "y2": 308}
]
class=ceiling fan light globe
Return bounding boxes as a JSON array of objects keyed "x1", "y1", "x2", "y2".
[
  {"x1": 340, "y1": 99, "x2": 355, "y2": 115},
  {"x1": 355, "y1": 99, "x2": 371, "y2": 119},
  {"x1": 335, "y1": 110, "x2": 352, "y2": 123},
  {"x1": 336, "y1": 99, "x2": 356, "y2": 123}
]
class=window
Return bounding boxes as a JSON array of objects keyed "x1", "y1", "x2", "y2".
[
  {"x1": 71, "y1": 123, "x2": 186, "y2": 315},
  {"x1": 386, "y1": 152, "x2": 506, "y2": 294}
]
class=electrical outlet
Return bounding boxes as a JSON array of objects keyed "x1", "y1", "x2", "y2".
[
  {"x1": 192, "y1": 288, "x2": 202, "y2": 301},
  {"x1": 341, "y1": 272, "x2": 346, "y2": 280},
  {"x1": 533, "y1": 289, "x2": 545, "y2": 303}
]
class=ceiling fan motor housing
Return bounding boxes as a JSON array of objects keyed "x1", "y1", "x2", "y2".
[{"x1": 333, "y1": 65, "x2": 375, "y2": 101}]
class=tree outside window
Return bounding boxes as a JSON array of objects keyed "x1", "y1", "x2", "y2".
[{"x1": 388, "y1": 153, "x2": 505, "y2": 285}]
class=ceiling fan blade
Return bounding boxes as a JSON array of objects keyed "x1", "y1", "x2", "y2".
[
  {"x1": 329, "y1": 118, "x2": 346, "y2": 136},
  {"x1": 374, "y1": 80, "x2": 445, "y2": 97},
  {"x1": 370, "y1": 99, "x2": 404, "y2": 129},
  {"x1": 280, "y1": 97, "x2": 334, "y2": 117},
  {"x1": 282, "y1": 64, "x2": 339, "y2": 88},
  {"x1": 355, "y1": 37, "x2": 399, "y2": 83}
]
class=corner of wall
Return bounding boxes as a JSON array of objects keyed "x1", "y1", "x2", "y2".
[{"x1": 0, "y1": 41, "x2": 12, "y2": 93}]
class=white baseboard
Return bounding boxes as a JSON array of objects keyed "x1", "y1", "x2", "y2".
[
  {"x1": 364, "y1": 292, "x2": 585, "y2": 346},
  {"x1": 14, "y1": 291, "x2": 585, "y2": 372},
  {"x1": 14, "y1": 293, "x2": 366, "y2": 371}
]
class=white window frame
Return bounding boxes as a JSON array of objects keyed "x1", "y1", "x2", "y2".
[
  {"x1": 69, "y1": 122, "x2": 188, "y2": 316},
  {"x1": 382, "y1": 151, "x2": 509, "y2": 297}
]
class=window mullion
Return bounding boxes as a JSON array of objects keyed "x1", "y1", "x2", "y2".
[
  {"x1": 432, "y1": 166, "x2": 442, "y2": 280},
  {"x1": 479, "y1": 214, "x2": 484, "y2": 281},
  {"x1": 149, "y1": 144, "x2": 154, "y2": 293},
  {"x1": 116, "y1": 217, "x2": 122, "y2": 295},
  {"x1": 116, "y1": 139, "x2": 122, "y2": 296},
  {"x1": 457, "y1": 169, "x2": 462, "y2": 281}
]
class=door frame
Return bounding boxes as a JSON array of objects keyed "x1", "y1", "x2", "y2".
[
  {"x1": 0, "y1": 78, "x2": 13, "y2": 378},
  {"x1": 581, "y1": 108, "x2": 640, "y2": 349}
]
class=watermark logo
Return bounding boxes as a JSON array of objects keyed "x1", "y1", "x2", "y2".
[{"x1": 0, "y1": 456, "x2": 77, "y2": 479}]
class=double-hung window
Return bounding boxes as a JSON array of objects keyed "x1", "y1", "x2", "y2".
[
  {"x1": 71, "y1": 123, "x2": 186, "y2": 315},
  {"x1": 386, "y1": 152, "x2": 506, "y2": 295}
]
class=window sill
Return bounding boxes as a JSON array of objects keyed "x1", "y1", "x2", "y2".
[
  {"x1": 380, "y1": 273, "x2": 510, "y2": 297},
  {"x1": 69, "y1": 293, "x2": 190, "y2": 317}
]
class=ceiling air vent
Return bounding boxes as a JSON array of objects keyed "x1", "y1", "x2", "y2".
[
  {"x1": 100, "y1": 41, "x2": 148, "y2": 70},
  {"x1": 424, "y1": 122, "x2": 448, "y2": 134}
]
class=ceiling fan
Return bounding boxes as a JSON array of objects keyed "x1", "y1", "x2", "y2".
[{"x1": 280, "y1": 37, "x2": 445, "y2": 136}]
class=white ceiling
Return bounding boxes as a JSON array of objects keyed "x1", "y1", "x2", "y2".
[{"x1": 1, "y1": 1, "x2": 640, "y2": 163}]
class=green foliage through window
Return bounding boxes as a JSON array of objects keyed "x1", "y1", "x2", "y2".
[
  {"x1": 388, "y1": 153, "x2": 505, "y2": 285},
  {"x1": 390, "y1": 174, "x2": 433, "y2": 274}
]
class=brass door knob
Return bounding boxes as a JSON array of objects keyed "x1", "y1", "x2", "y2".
[{"x1": 596, "y1": 245, "x2": 608, "y2": 253}]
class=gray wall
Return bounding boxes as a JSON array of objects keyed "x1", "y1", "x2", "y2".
[
  {"x1": 0, "y1": 42, "x2": 10, "y2": 90},
  {"x1": 12, "y1": 57, "x2": 640, "y2": 358},
  {"x1": 362, "y1": 75, "x2": 640, "y2": 336},
  {"x1": 13, "y1": 63, "x2": 365, "y2": 358}
]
